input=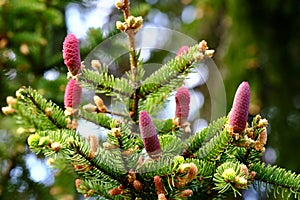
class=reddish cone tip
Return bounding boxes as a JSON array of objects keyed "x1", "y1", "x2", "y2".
[
  {"x1": 63, "y1": 34, "x2": 81, "y2": 76},
  {"x1": 139, "y1": 110, "x2": 161, "y2": 158},
  {"x1": 64, "y1": 79, "x2": 82, "y2": 108},
  {"x1": 175, "y1": 86, "x2": 190, "y2": 122},
  {"x1": 229, "y1": 81, "x2": 250, "y2": 133},
  {"x1": 139, "y1": 111, "x2": 157, "y2": 138},
  {"x1": 176, "y1": 46, "x2": 189, "y2": 57}
]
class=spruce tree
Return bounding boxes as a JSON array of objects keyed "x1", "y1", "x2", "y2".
[{"x1": 2, "y1": 1, "x2": 300, "y2": 199}]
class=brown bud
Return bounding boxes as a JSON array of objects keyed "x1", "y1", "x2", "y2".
[
  {"x1": 87, "y1": 189, "x2": 95, "y2": 196},
  {"x1": 126, "y1": 16, "x2": 136, "y2": 28},
  {"x1": 158, "y1": 194, "x2": 167, "y2": 200},
  {"x1": 205, "y1": 49, "x2": 215, "y2": 57},
  {"x1": 75, "y1": 179, "x2": 82, "y2": 189},
  {"x1": 6, "y1": 96, "x2": 17, "y2": 105},
  {"x1": 187, "y1": 163, "x2": 198, "y2": 181},
  {"x1": 254, "y1": 127, "x2": 267, "y2": 151},
  {"x1": 1, "y1": 106, "x2": 15, "y2": 115},
  {"x1": 103, "y1": 142, "x2": 118, "y2": 150},
  {"x1": 73, "y1": 163, "x2": 92, "y2": 172},
  {"x1": 132, "y1": 16, "x2": 143, "y2": 29},
  {"x1": 133, "y1": 180, "x2": 143, "y2": 191},
  {"x1": 179, "y1": 189, "x2": 193, "y2": 197},
  {"x1": 91, "y1": 60, "x2": 102, "y2": 70},
  {"x1": 87, "y1": 135, "x2": 99, "y2": 158},
  {"x1": 98, "y1": 105, "x2": 107, "y2": 113},
  {"x1": 127, "y1": 170, "x2": 136, "y2": 183},
  {"x1": 71, "y1": 118, "x2": 78, "y2": 129},
  {"x1": 154, "y1": 176, "x2": 165, "y2": 195},
  {"x1": 234, "y1": 176, "x2": 248, "y2": 189},
  {"x1": 83, "y1": 103, "x2": 98, "y2": 113},
  {"x1": 109, "y1": 187, "x2": 123, "y2": 196},
  {"x1": 46, "y1": 158, "x2": 55, "y2": 165},
  {"x1": 199, "y1": 40, "x2": 208, "y2": 52},
  {"x1": 258, "y1": 119, "x2": 268, "y2": 128},
  {"x1": 176, "y1": 163, "x2": 198, "y2": 188},
  {"x1": 249, "y1": 171, "x2": 256, "y2": 181},
  {"x1": 116, "y1": 21, "x2": 126, "y2": 31},
  {"x1": 112, "y1": 128, "x2": 122, "y2": 137},
  {"x1": 51, "y1": 142, "x2": 62, "y2": 152},
  {"x1": 16, "y1": 88, "x2": 25, "y2": 99},
  {"x1": 44, "y1": 107, "x2": 53, "y2": 117},
  {"x1": 173, "y1": 117, "x2": 180, "y2": 127},
  {"x1": 115, "y1": 0, "x2": 124, "y2": 9},
  {"x1": 240, "y1": 164, "x2": 249, "y2": 177},
  {"x1": 122, "y1": 148, "x2": 135, "y2": 156},
  {"x1": 64, "y1": 107, "x2": 75, "y2": 116},
  {"x1": 20, "y1": 43, "x2": 30, "y2": 55},
  {"x1": 94, "y1": 95, "x2": 104, "y2": 108},
  {"x1": 179, "y1": 163, "x2": 191, "y2": 174}
]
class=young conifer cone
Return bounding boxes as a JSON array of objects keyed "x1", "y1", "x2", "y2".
[
  {"x1": 139, "y1": 110, "x2": 161, "y2": 159},
  {"x1": 64, "y1": 79, "x2": 82, "y2": 109},
  {"x1": 63, "y1": 34, "x2": 82, "y2": 76},
  {"x1": 229, "y1": 81, "x2": 250, "y2": 133},
  {"x1": 175, "y1": 86, "x2": 190, "y2": 125},
  {"x1": 176, "y1": 46, "x2": 189, "y2": 57}
]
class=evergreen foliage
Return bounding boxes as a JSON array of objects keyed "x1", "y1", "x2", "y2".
[{"x1": 2, "y1": 1, "x2": 300, "y2": 199}]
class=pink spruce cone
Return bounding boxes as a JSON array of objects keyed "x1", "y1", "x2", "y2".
[
  {"x1": 175, "y1": 86, "x2": 190, "y2": 124},
  {"x1": 139, "y1": 110, "x2": 161, "y2": 159},
  {"x1": 64, "y1": 79, "x2": 82, "y2": 108},
  {"x1": 176, "y1": 45, "x2": 189, "y2": 57},
  {"x1": 229, "y1": 81, "x2": 250, "y2": 133},
  {"x1": 63, "y1": 34, "x2": 81, "y2": 76}
]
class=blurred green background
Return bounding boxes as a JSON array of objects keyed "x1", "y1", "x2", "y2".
[{"x1": 0, "y1": 0, "x2": 299, "y2": 199}]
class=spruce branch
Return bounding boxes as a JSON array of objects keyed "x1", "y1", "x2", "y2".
[
  {"x1": 250, "y1": 162, "x2": 300, "y2": 199},
  {"x1": 80, "y1": 68, "x2": 133, "y2": 98},
  {"x1": 139, "y1": 43, "x2": 213, "y2": 99},
  {"x1": 137, "y1": 43, "x2": 214, "y2": 116},
  {"x1": 5, "y1": 0, "x2": 300, "y2": 198},
  {"x1": 154, "y1": 118, "x2": 179, "y2": 136},
  {"x1": 213, "y1": 161, "x2": 253, "y2": 197},
  {"x1": 79, "y1": 111, "x2": 115, "y2": 130},
  {"x1": 108, "y1": 126, "x2": 133, "y2": 172},
  {"x1": 195, "y1": 128, "x2": 232, "y2": 161},
  {"x1": 76, "y1": 179, "x2": 123, "y2": 200},
  {"x1": 183, "y1": 117, "x2": 227, "y2": 157},
  {"x1": 28, "y1": 129, "x2": 128, "y2": 184},
  {"x1": 15, "y1": 87, "x2": 67, "y2": 130},
  {"x1": 115, "y1": 0, "x2": 144, "y2": 122}
]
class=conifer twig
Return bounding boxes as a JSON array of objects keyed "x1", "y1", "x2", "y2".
[{"x1": 117, "y1": 0, "x2": 140, "y2": 121}]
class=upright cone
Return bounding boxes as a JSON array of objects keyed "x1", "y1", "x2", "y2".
[
  {"x1": 64, "y1": 78, "x2": 82, "y2": 109},
  {"x1": 63, "y1": 34, "x2": 82, "y2": 76},
  {"x1": 175, "y1": 86, "x2": 190, "y2": 125},
  {"x1": 139, "y1": 110, "x2": 161, "y2": 159},
  {"x1": 229, "y1": 81, "x2": 250, "y2": 133}
]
